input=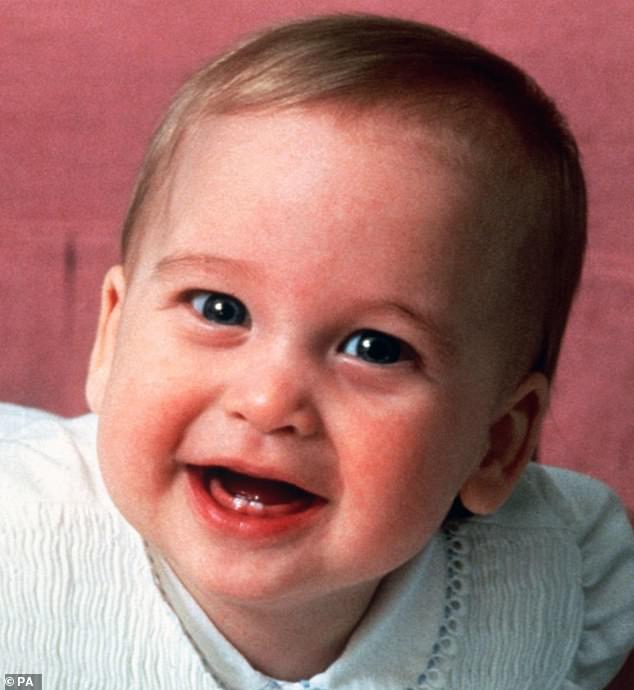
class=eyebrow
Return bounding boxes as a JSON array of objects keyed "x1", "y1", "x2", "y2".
[
  {"x1": 152, "y1": 251, "x2": 459, "y2": 364},
  {"x1": 152, "y1": 252, "x2": 260, "y2": 280}
]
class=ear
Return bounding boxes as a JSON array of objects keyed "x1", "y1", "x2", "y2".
[
  {"x1": 85, "y1": 265, "x2": 126, "y2": 413},
  {"x1": 459, "y1": 371, "x2": 550, "y2": 515}
]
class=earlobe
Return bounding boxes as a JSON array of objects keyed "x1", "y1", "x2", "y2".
[
  {"x1": 85, "y1": 265, "x2": 127, "y2": 413},
  {"x1": 459, "y1": 371, "x2": 550, "y2": 515}
]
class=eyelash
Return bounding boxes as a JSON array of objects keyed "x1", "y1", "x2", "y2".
[{"x1": 188, "y1": 291, "x2": 417, "y2": 367}]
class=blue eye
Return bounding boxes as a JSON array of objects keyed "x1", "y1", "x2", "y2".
[
  {"x1": 341, "y1": 329, "x2": 410, "y2": 365},
  {"x1": 191, "y1": 292, "x2": 248, "y2": 325}
]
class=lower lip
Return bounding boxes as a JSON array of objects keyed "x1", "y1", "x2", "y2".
[{"x1": 185, "y1": 467, "x2": 326, "y2": 540}]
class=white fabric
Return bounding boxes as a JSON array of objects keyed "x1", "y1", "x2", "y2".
[{"x1": 1, "y1": 403, "x2": 632, "y2": 690}]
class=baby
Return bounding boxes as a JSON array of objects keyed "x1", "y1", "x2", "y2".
[{"x1": 2, "y1": 14, "x2": 633, "y2": 690}]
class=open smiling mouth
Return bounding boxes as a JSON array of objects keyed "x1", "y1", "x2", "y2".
[
  {"x1": 205, "y1": 467, "x2": 318, "y2": 516},
  {"x1": 186, "y1": 465, "x2": 326, "y2": 538}
]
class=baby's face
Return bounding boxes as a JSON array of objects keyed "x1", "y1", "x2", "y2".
[{"x1": 88, "y1": 109, "x2": 509, "y2": 612}]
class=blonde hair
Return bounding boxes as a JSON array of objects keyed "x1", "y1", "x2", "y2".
[{"x1": 121, "y1": 14, "x2": 586, "y2": 382}]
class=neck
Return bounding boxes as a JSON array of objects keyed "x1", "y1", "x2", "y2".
[{"x1": 187, "y1": 580, "x2": 380, "y2": 681}]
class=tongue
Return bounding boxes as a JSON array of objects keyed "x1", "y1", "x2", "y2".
[{"x1": 217, "y1": 468, "x2": 310, "y2": 506}]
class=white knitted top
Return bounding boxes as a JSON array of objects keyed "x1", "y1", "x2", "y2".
[{"x1": 1, "y1": 403, "x2": 632, "y2": 690}]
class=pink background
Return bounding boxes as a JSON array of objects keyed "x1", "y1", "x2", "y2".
[
  {"x1": 2, "y1": 2, "x2": 633, "y2": 506},
  {"x1": 1, "y1": 2, "x2": 633, "y2": 684},
  {"x1": 2, "y1": 8, "x2": 633, "y2": 478},
  {"x1": 2, "y1": 2, "x2": 633, "y2": 501}
]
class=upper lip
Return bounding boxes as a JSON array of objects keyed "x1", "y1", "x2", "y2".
[{"x1": 184, "y1": 457, "x2": 328, "y2": 499}]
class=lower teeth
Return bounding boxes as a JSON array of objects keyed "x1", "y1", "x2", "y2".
[
  {"x1": 232, "y1": 495, "x2": 265, "y2": 514},
  {"x1": 204, "y1": 469, "x2": 315, "y2": 517}
]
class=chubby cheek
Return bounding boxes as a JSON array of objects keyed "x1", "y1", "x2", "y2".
[
  {"x1": 334, "y1": 397, "x2": 478, "y2": 568},
  {"x1": 95, "y1": 357, "x2": 209, "y2": 525}
]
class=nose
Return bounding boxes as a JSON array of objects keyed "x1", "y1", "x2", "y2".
[{"x1": 221, "y1": 347, "x2": 321, "y2": 437}]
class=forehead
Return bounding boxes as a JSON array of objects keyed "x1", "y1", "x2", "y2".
[{"x1": 141, "y1": 107, "x2": 483, "y2": 263}]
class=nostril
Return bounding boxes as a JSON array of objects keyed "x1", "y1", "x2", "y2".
[{"x1": 275, "y1": 424, "x2": 300, "y2": 435}]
